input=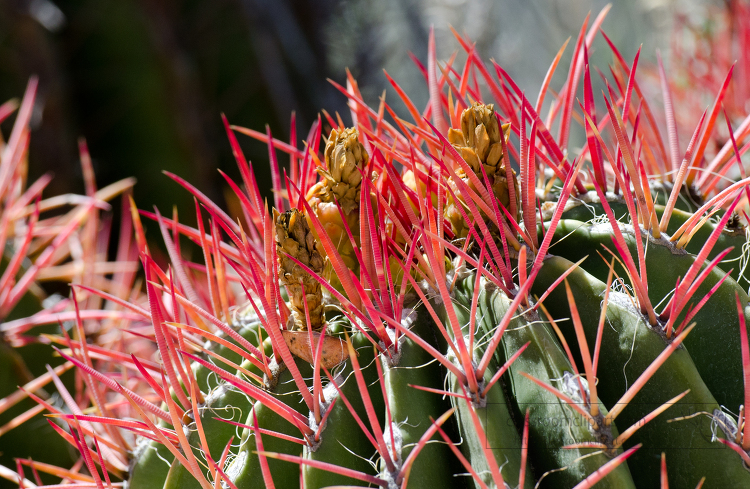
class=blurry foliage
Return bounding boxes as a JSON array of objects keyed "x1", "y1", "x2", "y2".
[{"x1": 0, "y1": 0, "x2": 346, "y2": 250}]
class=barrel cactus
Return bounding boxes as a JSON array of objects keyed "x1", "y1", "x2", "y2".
[{"x1": 8, "y1": 7, "x2": 750, "y2": 489}]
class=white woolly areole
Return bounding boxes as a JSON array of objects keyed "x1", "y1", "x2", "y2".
[
  {"x1": 381, "y1": 421, "x2": 404, "y2": 489},
  {"x1": 205, "y1": 383, "x2": 229, "y2": 405},
  {"x1": 429, "y1": 257, "x2": 471, "y2": 305},
  {"x1": 224, "y1": 449, "x2": 246, "y2": 483},
  {"x1": 306, "y1": 372, "x2": 345, "y2": 452},
  {"x1": 381, "y1": 307, "x2": 417, "y2": 367},
  {"x1": 448, "y1": 256, "x2": 472, "y2": 283},
  {"x1": 444, "y1": 334, "x2": 486, "y2": 407},
  {"x1": 712, "y1": 408, "x2": 740, "y2": 443},
  {"x1": 560, "y1": 371, "x2": 590, "y2": 405}
]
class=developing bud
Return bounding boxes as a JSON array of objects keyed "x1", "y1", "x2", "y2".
[
  {"x1": 305, "y1": 127, "x2": 369, "y2": 284},
  {"x1": 446, "y1": 103, "x2": 520, "y2": 236},
  {"x1": 274, "y1": 208, "x2": 326, "y2": 331},
  {"x1": 448, "y1": 103, "x2": 509, "y2": 178},
  {"x1": 319, "y1": 127, "x2": 368, "y2": 215}
]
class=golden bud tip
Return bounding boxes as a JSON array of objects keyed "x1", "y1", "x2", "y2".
[
  {"x1": 319, "y1": 127, "x2": 368, "y2": 214},
  {"x1": 449, "y1": 103, "x2": 510, "y2": 177}
]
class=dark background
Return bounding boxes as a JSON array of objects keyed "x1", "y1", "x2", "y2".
[{"x1": 0, "y1": 0, "x2": 678, "y2": 242}]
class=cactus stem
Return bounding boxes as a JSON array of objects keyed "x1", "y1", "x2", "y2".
[
  {"x1": 476, "y1": 276, "x2": 536, "y2": 379},
  {"x1": 257, "y1": 450, "x2": 387, "y2": 487},
  {"x1": 611, "y1": 390, "x2": 690, "y2": 449},
  {"x1": 570, "y1": 445, "x2": 641, "y2": 489},
  {"x1": 183, "y1": 351, "x2": 312, "y2": 436},
  {"x1": 735, "y1": 292, "x2": 750, "y2": 452},
  {"x1": 565, "y1": 280, "x2": 599, "y2": 417},
  {"x1": 606, "y1": 324, "x2": 695, "y2": 424},
  {"x1": 343, "y1": 336, "x2": 397, "y2": 473},
  {"x1": 433, "y1": 420, "x2": 491, "y2": 489},
  {"x1": 664, "y1": 250, "x2": 733, "y2": 338},
  {"x1": 717, "y1": 437, "x2": 750, "y2": 467},
  {"x1": 481, "y1": 341, "x2": 529, "y2": 398},
  {"x1": 458, "y1": 392, "x2": 509, "y2": 488},
  {"x1": 518, "y1": 371, "x2": 599, "y2": 429},
  {"x1": 398, "y1": 408, "x2": 455, "y2": 487},
  {"x1": 590, "y1": 177, "x2": 656, "y2": 323}
]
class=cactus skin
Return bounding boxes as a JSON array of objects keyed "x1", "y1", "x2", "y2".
[
  {"x1": 534, "y1": 256, "x2": 750, "y2": 488},
  {"x1": 227, "y1": 367, "x2": 308, "y2": 489},
  {"x1": 453, "y1": 277, "x2": 636, "y2": 489},
  {"x1": 444, "y1": 283, "x2": 533, "y2": 489},
  {"x1": 547, "y1": 219, "x2": 747, "y2": 410},
  {"x1": 559, "y1": 199, "x2": 750, "y2": 291}
]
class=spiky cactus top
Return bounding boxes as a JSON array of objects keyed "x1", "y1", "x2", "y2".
[{"x1": 9, "y1": 7, "x2": 750, "y2": 489}]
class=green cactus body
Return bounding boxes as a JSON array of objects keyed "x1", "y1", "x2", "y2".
[
  {"x1": 466, "y1": 279, "x2": 634, "y2": 488},
  {"x1": 379, "y1": 308, "x2": 466, "y2": 489},
  {"x1": 444, "y1": 272, "x2": 633, "y2": 487},
  {"x1": 445, "y1": 274, "x2": 534, "y2": 489},
  {"x1": 130, "y1": 312, "x2": 272, "y2": 488},
  {"x1": 302, "y1": 326, "x2": 381, "y2": 488},
  {"x1": 663, "y1": 207, "x2": 749, "y2": 291},
  {"x1": 559, "y1": 197, "x2": 750, "y2": 290},
  {"x1": 449, "y1": 367, "x2": 529, "y2": 489},
  {"x1": 557, "y1": 192, "x2": 630, "y2": 223},
  {"x1": 218, "y1": 318, "x2": 382, "y2": 488},
  {"x1": 301, "y1": 371, "x2": 376, "y2": 488},
  {"x1": 192, "y1": 318, "x2": 266, "y2": 393},
  {"x1": 227, "y1": 366, "x2": 308, "y2": 488},
  {"x1": 548, "y1": 218, "x2": 746, "y2": 409},
  {"x1": 534, "y1": 255, "x2": 750, "y2": 488},
  {"x1": 650, "y1": 183, "x2": 703, "y2": 213},
  {"x1": 128, "y1": 432, "x2": 175, "y2": 489},
  {"x1": 162, "y1": 384, "x2": 250, "y2": 489}
]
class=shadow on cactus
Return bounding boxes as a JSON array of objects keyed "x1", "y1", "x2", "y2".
[{"x1": 7, "y1": 5, "x2": 750, "y2": 489}]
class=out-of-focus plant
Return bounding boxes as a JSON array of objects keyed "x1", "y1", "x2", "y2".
[{"x1": 0, "y1": 78, "x2": 139, "y2": 487}]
